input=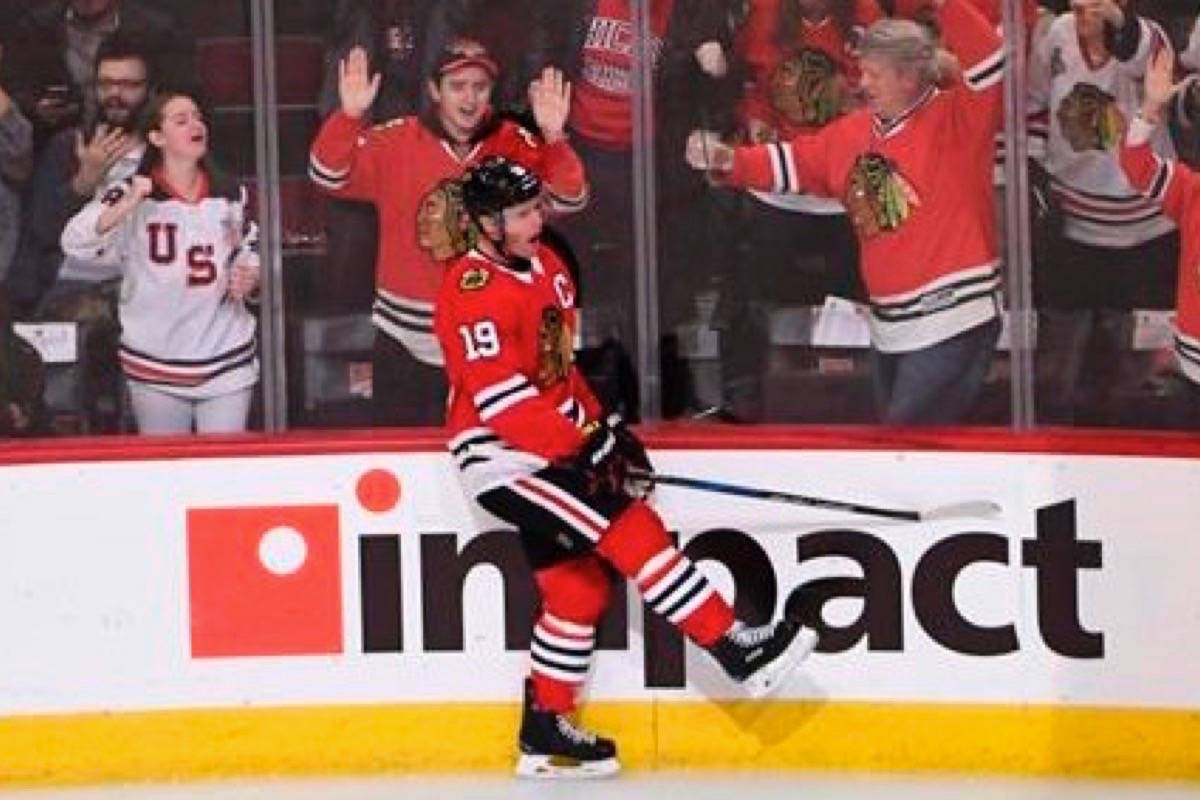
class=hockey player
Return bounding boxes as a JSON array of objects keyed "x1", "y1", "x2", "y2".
[
  {"x1": 686, "y1": 0, "x2": 1005, "y2": 425},
  {"x1": 61, "y1": 90, "x2": 260, "y2": 434},
  {"x1": 309, "y1": 38, "x2": 588, "y2": 427},
  {"x1": 434, "y1": 155, "x2": 818, "y2": 779},
  {"x1": 1118, "y1": 45, "x2": 1200, "y2": 420}
]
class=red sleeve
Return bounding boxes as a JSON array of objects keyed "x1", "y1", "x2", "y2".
[
  {"x1": 538, "y1": 138, "x2": 589, "y2": 213},
  {"x1": 1120, "y1": 134, "x2": 1197, "y2": 224},
  {"x1": 308, "y1": 110, "x2": 383, "y2": 202},
  {"x1": 940, "y1": 0, "x2": 1005, "y2": 137},
  {"x1": 495, "y1": 123, "x2": 589, "y2": 214},
  {"x1": 726, "y1": 134, "x2": 839, "y2": 198},
  {"x1": 439, "y1": 272, "x2": 585, "y2": 461}
]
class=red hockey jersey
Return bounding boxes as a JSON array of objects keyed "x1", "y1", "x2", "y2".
[
  {"x1": 435, "y1": 244, "x2": 604, "y2": 496},
  {"x1": 724, "y1": 0, "x2": 1005, "y2": 353},
  {"x1": 309, "y1": 112, "x2": 587, "y2": 364},
  {"x1": 1120, "y1": 118, "x2": 1200, "y2": 385}
]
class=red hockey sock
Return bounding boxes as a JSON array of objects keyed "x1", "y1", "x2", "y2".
[
  {"x1": 529, "y1": 557, "x2": 610, "y2": 713},
  {"x1": 596, "y1": 502, "x2": 734, "y2": 647}
]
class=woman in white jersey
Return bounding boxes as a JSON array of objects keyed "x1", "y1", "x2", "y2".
[{"x1": 62, "y1": 90, "x2": 260, "y2": 434}]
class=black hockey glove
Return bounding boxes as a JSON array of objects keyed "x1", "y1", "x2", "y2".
[
  {"x1": 606, "y1": 414, "x2": 654, "y2": 495},
  {"x1": 571, "y1": 420, "x2": 626, "y2": 496}
]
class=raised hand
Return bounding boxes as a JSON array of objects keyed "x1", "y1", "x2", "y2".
[
  {"x1": 528, "y1": 67, "x2": 570, "y2": 144},
  {"x1": 338, "y1": 46, "x2": 381, "y2": 119},
  {"x1": 72, "y1": 123, "x2": 136, "y2": 196},
  {"x1": 1142, "y1": 43, "x2": 1181, "y2": 125}
]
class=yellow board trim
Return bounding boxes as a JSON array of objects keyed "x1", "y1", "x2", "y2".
[{"x1": 1, "y1": 701, "x2": 1198, "y2": 787}]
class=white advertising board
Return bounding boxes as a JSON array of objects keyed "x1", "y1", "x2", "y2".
[{"x1": 0, "y1": 446, "x2": 1197, "y2": 715}]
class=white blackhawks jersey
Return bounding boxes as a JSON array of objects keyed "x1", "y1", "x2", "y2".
[
  {"x1": 61, "y1": 172, "x2": 259, "y2": 399},
  {"x1": 1028, "y1": 12, "x2": 1176, "y2": 247}
]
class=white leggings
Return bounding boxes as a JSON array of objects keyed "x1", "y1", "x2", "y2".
[{"x1": 128, "y1": 383, "x2": 253, "y2": 435}]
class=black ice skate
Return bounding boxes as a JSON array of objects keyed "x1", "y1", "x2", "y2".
[
  {"x1": 709, "y1": 618, "x2": 818, "y2": 699},
  {"x1": 516, "y1": 680, "x2": 620, "y2": 779}
]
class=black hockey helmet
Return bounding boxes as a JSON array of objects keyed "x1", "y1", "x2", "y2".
[{"x1": 460, "y1": 156, "x2": 543, "y2": 221}]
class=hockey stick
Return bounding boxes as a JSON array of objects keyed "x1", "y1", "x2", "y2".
[{"x1": 632, "y1": 470, "x2": 1001, "y2": 522}]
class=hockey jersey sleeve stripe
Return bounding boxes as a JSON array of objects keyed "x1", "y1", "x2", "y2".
[
  {"x1": 475, "y1": 375, "x2": 539, "y2": 421},
  {"x1": 767, "y1": 142, "x2": 797, "y2": 194},
  {"x1": 964, "y1": 48, "x2": 1006, "y2": 91},
  {"x1": 557, "y1": 397, "x2": 586, "y2": 426},
  {"x1": 546, "y1": 186, "x2": 589, "y2": 213},
  {"x1": 1147, "y1": 156, "x2": 1173, "y2": 202},
  {"x1": 510, "y1": 476, "x2": 607, "y2": 542},
  {"x1": 478, "y1": 384, "x2": 539, "y2": 421},
  {"x1": 308, "y1": 157, "x2": 349, "y2": 190},
  {"x1": 449, "y1": 427, "x2": 502, "y2": 456},
  {"x1": 373, "y1": 300, "x2": 435, "y2": 333}
]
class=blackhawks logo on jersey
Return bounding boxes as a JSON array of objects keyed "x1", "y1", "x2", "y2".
[
  {"x1": 1057, "y1": 83, "x2": 1125, "y2": 152},
  {"x1": 536, "y1": 306, "x2": 574, "y2": 387},
  {"x1": 844, "y1": 152, "x2": 921, "y2": 239},
  {"x1": 459, "y1": 267, "x2": 490, "y2": 291},
  {"x1": 769, "y1": 48, "x2": 843, "y2": 128}
]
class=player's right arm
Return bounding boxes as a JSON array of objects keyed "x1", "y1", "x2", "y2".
[
  {"x1": 437, "y1": 271, "x2": 586, "y2": 462},
  {"x1": 308, "y1": 46, "x2": 384, "y2": 201}
]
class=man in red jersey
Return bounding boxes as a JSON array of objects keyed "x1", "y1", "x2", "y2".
[
  {"x1": 435, "y1": 156, "x2": 818, "y2": 779},
  {"x1": 687, "y1": 0, "x2": 1006, "y2": 425},
  {"x1": 309, "y1": 38, "x2": 588, "y2": 426}
]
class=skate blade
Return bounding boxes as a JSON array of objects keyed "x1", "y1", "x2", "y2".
[
  {"x1": 515, "y1": 753, "x2": 621, "y2": 779},
  {"x1": 743, "y1": 627, "x2": 818, "y2": 699}
]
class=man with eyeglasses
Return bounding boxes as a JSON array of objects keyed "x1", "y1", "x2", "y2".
[
  {"x1": 8, "y1": 34, "x2": 154, "y2": 314},
  {"x1": 3, "y1": 0, "x2": 190, "y2": 146},
  {"x1": 4, "y1": 34, "x2": 155, "y2": 433}
]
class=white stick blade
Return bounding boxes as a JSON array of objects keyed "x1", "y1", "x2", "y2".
[{"x1": 919, "y1": 500, "x2": 1003, "y2": 522}]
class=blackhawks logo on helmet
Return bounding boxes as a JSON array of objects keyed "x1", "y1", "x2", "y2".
[
  {"x1": 535, "y1": 306, "x2": 574, "y2": 387},
  {"x1": 844, "y1": 152, "x2": 921, "y2": 239},
  {"x1": 1057, "y1": 83, "x2": 1125, "y2": 152},
  {"x1": 769, "y1": 48, "x2": 843, "y2": 128}
]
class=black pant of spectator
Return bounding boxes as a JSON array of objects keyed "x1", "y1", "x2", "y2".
[
  {"x1": 1035, "y1": 232, "x2": 1178, "y2": 426},
  {"x1": 371, "y1": 333, "x2": 447, "y2": 427}
]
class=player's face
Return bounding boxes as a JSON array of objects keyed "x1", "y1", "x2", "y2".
[
  {"x1": 151, "y1": 96, "x2": 208, "y2": 162},
  {"x1": 500, "y1": 197, "x2": 545, "y2": 258},
  {"x1": 859, "y1": 56, "x2": 918, "y2": 120},
  {"x1": 430, "y1": 67, "x2": 495, "y2": 142},
  {"x1": 95, "y1": 57, "x2": 149, "y2": 130}
]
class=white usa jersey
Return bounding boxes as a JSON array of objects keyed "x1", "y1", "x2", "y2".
[
  {"x1": 61, "y1": 172, "x2": 259, "y2": 399},
  {"x1": 1028, "y1": 12, "x2": 1176, "y2": 247}
]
